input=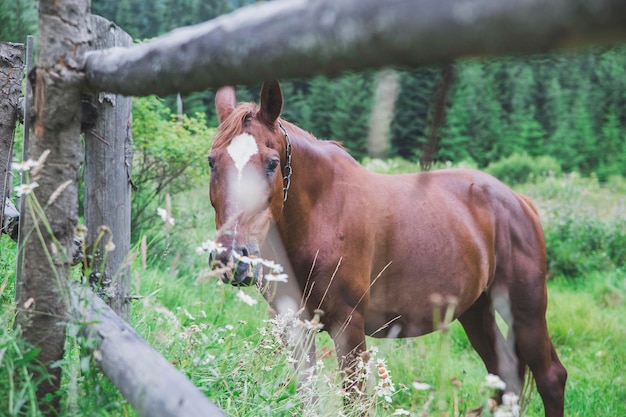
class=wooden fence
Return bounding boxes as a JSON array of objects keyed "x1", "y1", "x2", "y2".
[{"x1": 2, "y1": 0, "x2": 626, "y2": 416}]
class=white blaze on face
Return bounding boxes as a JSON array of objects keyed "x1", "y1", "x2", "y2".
[
  {"x1": 227, "y1": 133, "x2": 258, "y2": 182},
  {"x1": 226, "y1": 133, "x2": 265, "y2": 212}
]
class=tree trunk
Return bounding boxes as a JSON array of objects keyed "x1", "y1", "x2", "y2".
[
  {"x1": 83, "y1": 15, "x2": 133, "y2": 319},
  {"x1": 14, "y1": 0, "x2": 90, "y2": 413},
  {"x1": 0, "y1": 42, "x2": 25, "y2": 236}
]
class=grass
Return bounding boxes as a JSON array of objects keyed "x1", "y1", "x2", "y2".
[{"x1": 1, "y1": 170, "x2": 625, "y2": 416}]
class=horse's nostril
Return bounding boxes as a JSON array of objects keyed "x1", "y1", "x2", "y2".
[{"x1": 238, "y1": 246, "x2": 249, "y2": 257}]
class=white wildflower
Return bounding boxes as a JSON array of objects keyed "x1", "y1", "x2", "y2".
[
  {"x1": 303, "y1": 317, "x2": 324, "y2": 331},
  {"x1": 412, "y1": 380, "x2": 432, "y2": 391},
  {"x1": 156, "y1": 207, "x2": 175, "y2": 226},
  {"x1": 104, "y1": 240, "x2": 116, "y2": 252},
  {"x1": 392, "y1": 409, "x2": 411, "y2": 416},
  {"x1": 484, "y1": 373, "x2": 506, "y2": 391},
  {"x1": 375, "y1": 358, "x2": 395, "y2": 403},
  {"x1": 260, "y1": 259, "x2": 284, "y2": 273},
  {"x1": 236, "y1": 290, "x2": 258, "y2": 306},
  {"x1": 14, "y1": 182, "x2": 39, "y2": 197},
  {"x1": 196, "y1": 239, "x2": 227, "y2": 255},
  {"x1": 12, "y1": 159, "x2": 38, "y2": 172},
  {"x1": 264, "y1": 273, "x2": 289, "y2": 283}
]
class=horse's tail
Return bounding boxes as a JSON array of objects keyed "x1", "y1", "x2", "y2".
[
  {"x1": 515, "y1": 192, "x2": 541, "y2": 413},
  {"x1": 516, "y1": 192, "x2": 540, "y2": 217}
]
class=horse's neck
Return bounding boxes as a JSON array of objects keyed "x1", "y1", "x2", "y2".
[{"x1": 277, "y1": 126, "x2": 340, "y2": 234}]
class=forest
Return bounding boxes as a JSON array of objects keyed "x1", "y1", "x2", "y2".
[{"x1": 3, "y1": 0, "x2": 626, "y2": 180}]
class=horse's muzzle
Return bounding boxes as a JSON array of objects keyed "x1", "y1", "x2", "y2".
[{"x1": 209, "y1": 249, "x2": 260, "y2": 286}]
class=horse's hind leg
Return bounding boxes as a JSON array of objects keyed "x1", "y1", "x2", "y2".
[
  {"x1": 506, "y1": 284, "x2": 567, "y2": 417},
  {"x1": 458, "y1": 292, "x2": 524, "y2": 393}
]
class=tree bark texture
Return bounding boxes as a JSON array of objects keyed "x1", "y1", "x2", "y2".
[
  {"x1": 84, "y1": 0, "x2": 626, "y2": 97},
  {"x1": 84, "y1": 15, "x2": 133, "y2": 320},
  {"x1": 14, "y1": 0, "x2": 90, "y2": 413},
  {"x1": 69, "y1": 281, "x2": 227, "y2": 417},
  {"x1": 0, "y1": 42, "x2": 25, "y2": 235}
]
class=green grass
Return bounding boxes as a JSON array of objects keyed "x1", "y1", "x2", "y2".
[{"x1": 1, "y1": 171, "x2": 625, "y2": 416}]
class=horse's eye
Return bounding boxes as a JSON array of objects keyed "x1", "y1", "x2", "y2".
[
  {"x1": 267, "y1": 159, "x2": 279, "y2": 173},
  {"x1": 207, "y1": 156, "x2": 215, "y2": 169}
]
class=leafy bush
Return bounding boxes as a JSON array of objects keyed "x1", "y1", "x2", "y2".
[
  {"x1": 0, "y1": 310, "x2": 48, "y2": 417},
  {"x1": 544, "y1": 213, "x2": 626, "y2": 279},
  {"x1": 131, "y1": 96, "x2": 214, "y2": 257},
  {"x1": 485, "y1": 152, "x2": 562, "y2": 185}
]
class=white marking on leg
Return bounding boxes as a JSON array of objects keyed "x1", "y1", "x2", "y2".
[{"x1": 227, "y1": 133, "x2": 258, "y2": 182}]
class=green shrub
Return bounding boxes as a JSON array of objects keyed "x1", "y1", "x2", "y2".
[
  {"x1": 131, "y1": 96, "x2": 214, "y2": 263},
  {"x1": 485, "y1": 153, "x2": 562, "y2": 185},
  {"x1": 0, "y1": 311, "x2": 48, "y2": 417},
  {"x1": 544, "y1": 215, "x2": 626, "y2": 279}
]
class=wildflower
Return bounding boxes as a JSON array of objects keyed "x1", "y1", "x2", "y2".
[
  {"x1": 236, "y1": 290, "x2": 258, "y2": 306},
  {"x1": 375, "y1": 358, "x2": 395, "y2": 403},
  {"x1": 412, "y1": 380, "x2": 432, "y2": 391},
  {"x1": 196, "y1": 239, "x2": 227, "y2": 255},
  {"x1": 12, "y1": 159, "x2": 38, "y2": 172},
  {"x1": 105, "y1": 240, "x2": 116, "y2": 252},
  {"x1": 156, "y1": 207, "x2": 175, "y2": 226},
  {"x1": 303, "y1": 309, "x2": 324, "y2": 331},
  {"x1": 392, "y1": 409, "x2": 411, "y2": 416},
  {"x1": 500, "y1": 392, "x2": 521, "y2": 417},
  {"x1": 14, "y1": 182, "x2": 39, "y2": 197},
  {"x1": 264, "y1": 273, "x2": 289, "y2": 283},
  {"x1": 484, "y1": 373, "x2": 506, "y2": 391},
  {"x1": 260, "y1": 259, "x2": 284, "y2": 273}
]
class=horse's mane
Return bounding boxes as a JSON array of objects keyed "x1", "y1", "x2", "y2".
[
  {"x1": 214, "y1": 102, "x2": 258, "y2": 148},
  {"x1": 215, "y1": 102, "x2": 349, "y2": 155}
]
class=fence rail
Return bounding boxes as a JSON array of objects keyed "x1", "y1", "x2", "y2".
[{"x1": 84, "y1": 0, "x2": 626, "y2": 97}]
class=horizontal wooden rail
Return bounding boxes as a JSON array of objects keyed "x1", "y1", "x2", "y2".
[
  {"x1": 68, "y1": 281, "x2": 226, "y2": 417},
  {"x1": 84, "y1": 0, "x2": 626, "y2": 97}
]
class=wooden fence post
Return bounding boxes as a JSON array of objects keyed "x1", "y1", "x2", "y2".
[
  {"x1": 84, "y1": 15, "x2": 133, "y2": 319},
  {"x1": 0, "y1": 42, "x2": 25, "y2": 236},
  {"x1": 13, "y1": 0, "x2": 90, "y2": 413}
]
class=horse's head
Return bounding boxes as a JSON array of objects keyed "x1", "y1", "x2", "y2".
[{"x1": 207, "y1": 81, "x2": 288, "y2": 285}]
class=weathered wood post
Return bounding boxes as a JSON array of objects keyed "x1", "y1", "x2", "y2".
[
  {"x1": 14, "y1": 0, "x2": 90, "y2": 413},
  {"x1": 83, "y1": 15, "x2": 133, "y2": 319},
  {"x1": 0, "y1": 42, "x2": 25, "y2": 236}
]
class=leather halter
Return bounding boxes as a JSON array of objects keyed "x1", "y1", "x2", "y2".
[{"x1": 278, "y1": 121, "x2": 293, "y2": 203}]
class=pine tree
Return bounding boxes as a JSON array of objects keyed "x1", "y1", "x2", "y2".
[
  {"x1": 505, "y1": 61, "x2": 546, "y2": 157},
  {"x1": 390, "y1": 68, "x2": 439, "y2": 160},
  {"x1": 0, "y1": 0, "x2": 37, "y2": 42},
  {"x1": 328, "y1": 73, "x2": 374, "y2": 159}
]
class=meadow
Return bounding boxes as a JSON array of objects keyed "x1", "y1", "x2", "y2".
[{"x1": 1, "y1": 166, "x2": 625, "y2": 416}]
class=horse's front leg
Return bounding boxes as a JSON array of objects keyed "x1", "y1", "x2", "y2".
[{"x1": 329, "y1": 308, "x2": 368, "y2": 402}]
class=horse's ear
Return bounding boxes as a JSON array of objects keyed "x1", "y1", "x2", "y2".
[
  {"x1": 215, "y1": 86, "x2": 236, "y2": 123},
  {"x1": 258, "y1": 80, "x2": 283, "y2": 126}
]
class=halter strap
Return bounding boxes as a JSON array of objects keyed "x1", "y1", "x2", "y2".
[{"x1": 278, "y1": 121, "x2": 292, "y2": 203}]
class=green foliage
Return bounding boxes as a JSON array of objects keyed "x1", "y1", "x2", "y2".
[
  {"x1": 520, "y1": 173, "x2": 626, "y2": 279},
  {"x1": 0, "y1": 307, "x2": 48, "y2": 417},
  {"x1": 390, "y1": 67, "x2": 440, "y2": 160},
  {"x1": 485, "y1": 153, "x2": 561, "y2": 186},
  {"x1": 544, "y1": 215, "x2": 626, "y2": 279},
  {"x1": 0, "y1": 0, "x2": 37, "y2": 43},
  {"x1": 92, "y1": 0, "x2": 230, "y2": 40},
  {"x1": 131, "y1": 96, "x2": 214, "y2": 250}
]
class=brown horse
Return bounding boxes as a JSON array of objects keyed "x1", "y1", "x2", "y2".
[{"x1": 207, "y1": 81, "x2": 566, "y2": 416}]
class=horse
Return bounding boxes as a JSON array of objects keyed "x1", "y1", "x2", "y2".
[{"x1": 206, "y1": 80, "x2": 567, "y2": 416}]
